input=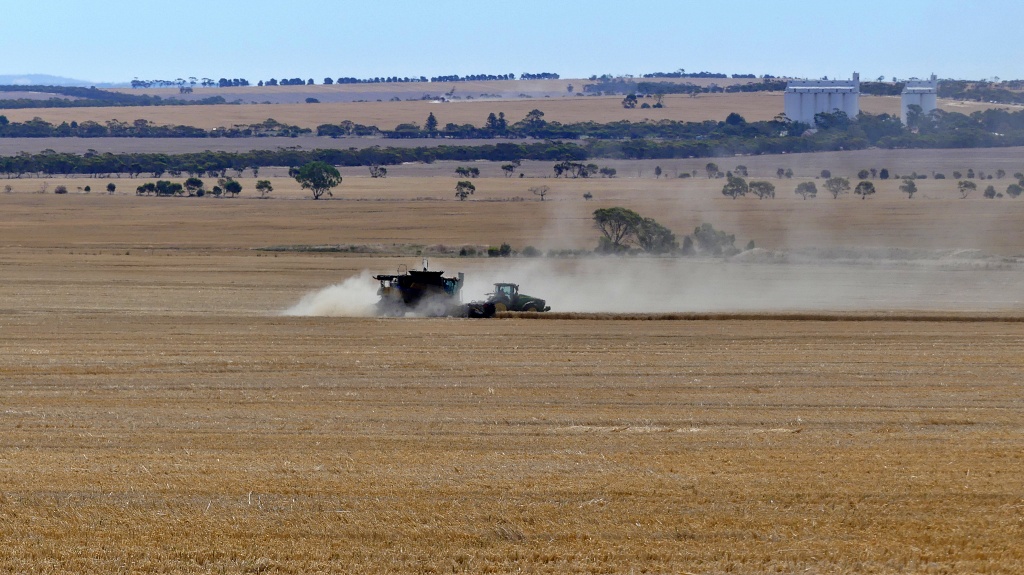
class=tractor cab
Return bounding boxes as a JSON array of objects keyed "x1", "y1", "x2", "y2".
[
  {"x1": 485, "y1": 283, "x2": 549, "y2": 313},
  {"x1": 492, "y1": 283, "x2": 519, "y2": 299}
]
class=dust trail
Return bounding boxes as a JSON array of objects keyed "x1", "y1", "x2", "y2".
[
  {"x1": 460, "y1": 255, "x2": 1024, "y2": 314},
  {"x1": 282, "y1": 271, "x2": 379, "y2": 317},
  {"x1": 283, "y1": 253, "x2": 1024, "y2": 317}
]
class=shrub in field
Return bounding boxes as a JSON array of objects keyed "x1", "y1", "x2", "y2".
[{"x1": 691, "y1": 223, "x2": 737, "y2": 256}]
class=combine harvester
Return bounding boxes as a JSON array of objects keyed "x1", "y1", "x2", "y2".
[{"x1": 372, "y1": 260, "x2": 549, "y2": 318}]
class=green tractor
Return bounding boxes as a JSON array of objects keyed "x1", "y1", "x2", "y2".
[{"x1": 487, "y1": 283, "x2": 551, "y2": 313}]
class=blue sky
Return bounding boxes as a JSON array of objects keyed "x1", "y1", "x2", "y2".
[{"x1": 3, "y1": 0, "x2": 1021, "y2": 83}]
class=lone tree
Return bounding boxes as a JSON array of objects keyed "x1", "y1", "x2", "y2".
[
  {"x1": 1006, "y1": 183, "x2": 1023, "y2": 198},
  {"x1": 749, "y1": 180, "x2": 775, "y2": 199},
  {"x1": 721, "y1": 175, "x2": 748, "y2": 199},
  {"x1": 184, "y1": 177, "x2": 204, "y2": 196},
  {"x1": 824, "y1": 176, "x2": 851, "y2": 199},
  {"x1": 256, "y1": 179, "x2": 273, "y2": 198},
  {"x1": 854, "y1": 180, "x2": 876, "y2": 200},
  {"x1": 635, "y1": 217, "x2": 678, "y2": 254},
  {"x1": 957, "y1": 180, "x2": 977, "y2": 199},
  {"x1": 295, "y1": 161, "x2": 342, "y2": 199},
  {"x1": 455, "y1": 180, "x2": 475, "y2": 200},
  {"x1": 501, "y1": 161, "x2": 520, "y2": 177},
  {"x1": 795, "y1": 181, "x2": 817, "y2": 199},
  {"x1": 899, "y1": 178, "x2": 918, "y2": 199},
  {"x1": 705, "y1": 162, "x2": 719, "y2": 178},
  {"x1": 530, "y1": 185, "x2": 550, "y2": 201},
  {"x1": 983, "y1": 185, "x2": 997, "y2": 199},
  {"x1": 223, "y1": 179, "x2": 243, "y2": 197},
  {"x1": 425, "y1": 112, "x2": 438, "y2": 135},
  {"x1": 593, "y1": 207, "x2": 642, "y2": 253},
  {"x1": 368, "y1": 165, "x2": 387, "y2": 178},
  {"x1": 106, "y1": 182, "x2": 116, "y2": 194}
]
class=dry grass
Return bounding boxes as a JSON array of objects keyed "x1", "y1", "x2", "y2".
[{"x1": 0, "y1": 93, "x2": 1014, "y2": 130}]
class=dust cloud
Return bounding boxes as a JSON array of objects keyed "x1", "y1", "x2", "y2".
[
  {"x1": 282, "y1": 271, "x2": 379, "y2": 317},
  {"x1": 283, "y1": 253, "x2": 1024, "y2": 317}
]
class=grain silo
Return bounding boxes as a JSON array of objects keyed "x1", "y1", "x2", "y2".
[
  {"x1": 901, "y1": 74, "x2": 938, "y2": 125},
  {"x1": 783, "y1": 73, "x2": 860, "y2": 125}
]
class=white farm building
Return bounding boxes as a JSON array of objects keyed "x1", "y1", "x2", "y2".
[
  {"x1": 901, "y1": 74, "x2": 938, "y2": 125},
  {"x1": 783, "y1": 73, "x2": 860, "y2": 125}
]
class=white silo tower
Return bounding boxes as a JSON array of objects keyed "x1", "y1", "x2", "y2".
[{"x1": 901, "y1": 74, "x2": 939, "y2": 125}]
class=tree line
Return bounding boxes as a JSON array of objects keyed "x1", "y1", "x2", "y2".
[
  {"x1": 0, "y1": 85, "x2": 226, "y2": 110},
  {"x1": 593, "y1": 207, "x2": 742, "y2": 256},
  {"x1": 357, "y1": 106, "x2": 1024, "y2": 152},
  {"x1": 938, "y1": 80, "x2": 1024, "y2": 106},
  {"x1": 10, "y1": 102, "x2": 1024, "y2": 160},
  {"x1": 0, "y1": 116, "x2": 310, "y2": 138},
  {"x1": 127, "y1": 162, "x2": 333, "y2": 199},
  {"x1": 0, "y1": 142, "x2": 588, "y2": 179},
  {"x1": 12, "y1": 109, "x2": 1024, "y2": 175},
  {"x1": 130, "y1": 72, "x2": 561, "y2": 88},
  {"x1": 129, "y1": 78, "x2": 247, "y2": 89}
]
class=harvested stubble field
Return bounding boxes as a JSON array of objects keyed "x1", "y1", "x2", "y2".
[{"x1": 2, "y1": 177, "x2": 1024, "y2": 573}]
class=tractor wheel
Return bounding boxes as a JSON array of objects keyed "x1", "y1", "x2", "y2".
[
  {"x1": 493, "y1": 302, "x2": 507, "y2": 313},
  {"x1": 524, "y1": 305, "x2": 537, "y2": 312}
]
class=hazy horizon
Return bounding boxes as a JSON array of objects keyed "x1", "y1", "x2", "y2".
[{"x1": 3, "y1": 0, "x2": 1022, "y2": 85}]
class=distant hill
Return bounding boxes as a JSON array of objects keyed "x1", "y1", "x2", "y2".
[{"x1": 0, "y1": 74, "x2": 126, "y2": 88}]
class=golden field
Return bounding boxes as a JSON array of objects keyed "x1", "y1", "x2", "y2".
[
  {"x1": 0, "y1": 93, "x2": 1013, "y2": 131},
  {"x1": 2, "y1": 171, "x2": 1024, "y2": 573},
  {"x1": 5, "y1": 170, "x2": 1024, "y2": 255}
]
